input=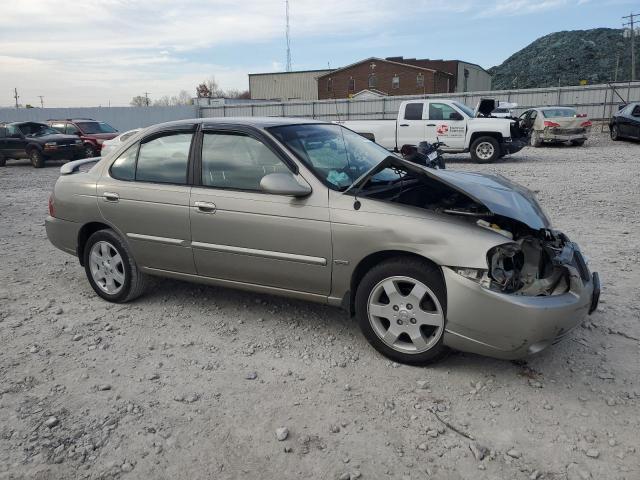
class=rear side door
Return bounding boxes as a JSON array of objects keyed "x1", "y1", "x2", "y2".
[
  {"x1": 96, "y1": 125, "x2": 196, "y2": 274},
  {"x1": 189, "y1": 126, "x2": 332, "y2": 296},
  {"x1": 425, "y1": 102, "x2": 466, "y2": 149},
  {"x1": 396, "y1": 102, "x2": 426, "y2": 149}
]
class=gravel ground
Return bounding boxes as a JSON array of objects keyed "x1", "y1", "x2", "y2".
[{"x1": 1, "y1": 132, "x2": 639, "y2": 480}]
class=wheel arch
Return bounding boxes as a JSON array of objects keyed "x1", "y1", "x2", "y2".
[
  {"x1": 77, "y1": 221, "x2": 112, "y2": 266},
  {"x1": 346, "y1": 250, "x2": 445, "y2": 316},
  {"x1": 469, "y1": 131, "x2": 504, "y2": 146}
]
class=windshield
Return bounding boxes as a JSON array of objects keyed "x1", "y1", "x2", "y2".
[
  {"x1": 268, "y1": 124, "x2": 402, "y2": 191},
  {"x1": 19, "y1": 123, "x2": 60, "y2": 137},
  {"x1": 453, "y1": 101, "x2": 474, "y2": 117},
  {"x1": 76, "y1": 121, "x2": 117, "y2": 134},
  {"x1": 541, "y1": 108, "x2": 577, "y2": 118}
]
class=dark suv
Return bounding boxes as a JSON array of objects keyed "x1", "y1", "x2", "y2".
[
  {"x1": 48, "y1": 119, "x2": 119, "y2": 158},
  {"x1": 0, "y1": 122, "x2": 84, "y2": 168}
]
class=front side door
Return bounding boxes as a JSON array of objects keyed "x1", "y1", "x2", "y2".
[
  {"x1": 190, "y1": 128, "x2": 332, "y2": 296},
  {"x1": 425, "y1": 102, "x2": 466, "y2": 149},
  {"x1": 5, "y1": 124, "x2": 27, "y2": 158},
  {"x1": 396, "y1": 102, "x2": 426, "y2": 149},
  {"x1": 97, "y1": 126, "x2": 196, "y2": 274}
]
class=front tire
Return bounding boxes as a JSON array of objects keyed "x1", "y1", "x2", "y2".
[
  {"x1": 355, "y1": 257, "x2": 448, "y2": 365},
  {"x1": 83, "y1": 229, "x2": 148, "y2": 303},
  {"x1": 29, "y1": 149, "x2": 45, "y2": 168},
  {"x1": 470, "y1": 136, "x2": 500, "y2": 163}
]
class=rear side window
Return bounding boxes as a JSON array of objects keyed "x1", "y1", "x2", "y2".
[
  {"x1": 136, "y1": 133, "x2": 192, "y2": 184},
  {"x1": 66, "y1": 123, "x2": 80, "y2": 135},
  {"x1": 110, "y1": 143, "x2": 138, "y2": 181},
  {"x1": 404, "y1": 103, "x2": 424, "y2": 120},
  {"x1": 201, "y1": 132, "x2": 290, "y2": 191},
  {"x1": 51, "y1": 123, "x2": 66, "y2": 133}
]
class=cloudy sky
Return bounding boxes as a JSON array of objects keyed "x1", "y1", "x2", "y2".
[{"x1": 0, "y1": 0, "x2": 635, "y2": 107}]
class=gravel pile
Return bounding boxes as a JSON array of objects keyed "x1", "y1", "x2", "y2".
[{"x1": 0, "y1": 132, "x2": 638, "y2": 479}]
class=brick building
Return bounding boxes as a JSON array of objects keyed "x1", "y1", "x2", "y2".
[{"x1": 317, "y1": 57, "x2": 454, "y2": 100}]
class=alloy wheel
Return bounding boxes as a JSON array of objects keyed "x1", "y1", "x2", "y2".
[
  {"x1": 476, "y1": 141, "x2": 495, "y2": 161},
  {"x1": 89, "y1": 241, "x2": 125, "y2": 294},
  {"x1": 367, "y1": 276, "x2": 444, "y2": 354}
]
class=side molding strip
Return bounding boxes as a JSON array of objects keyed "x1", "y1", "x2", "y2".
[
  {"x1": 191, "y1": 241, "x2": 327, "y2": 266},
  {"x1": 127, "y1": 233, "x2": 188, "y2": 246}
]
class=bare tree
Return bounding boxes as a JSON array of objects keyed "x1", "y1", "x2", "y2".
[
  {"x1": 130, "y1": 95, "x2": 148, "y2": 107},
  {"x1": 176, "y1": 90, "x2": 193, "y2": 105},
  {"x1": 224, "y1": 89, "x2": 251, "y2": 99},
  {"x1": 196, "y1": 83, "x2": 211, "y2": 98}
]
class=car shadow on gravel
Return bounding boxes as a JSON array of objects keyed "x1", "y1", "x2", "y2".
[{"x1": 2, "y1": 159, "x2": 69, "y2": 168}]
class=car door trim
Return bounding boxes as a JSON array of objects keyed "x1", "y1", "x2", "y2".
[
  {"x1": 127, "y1": 233, "x2": 189, "y2": 246},
  {"x1": 191, "y1": 241, "x2": 327, "y2": 266}
]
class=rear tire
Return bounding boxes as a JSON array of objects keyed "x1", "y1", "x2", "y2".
[
  {"x1": 355, "y1": 257, "x2": 449, "y2": 365},
  {"x1": 83, "y1": 229, "x2": 148, "y2": 303},
  {"x1": 29, "y1": 149, "x2": 45, "y2": 168},
  {"x1": 610, "y1": 124, "x2": 619, "y2": 141},
  {"x1": 530, "y1": 131, "x2": 542, "y2": 148},
  {"x1": 570, "y1": 139, "x2": 586, "y2": 146},
  {"x1": 470, "y1": 136, "x2": 500, "y2": 163}
]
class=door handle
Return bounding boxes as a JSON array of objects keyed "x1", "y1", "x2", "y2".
[
  {"x1": 426, "y1": 124, "x2": 436, "y2": 127},
  {"x1": 399, "y1": 124, "x2": 409, "y2": 127},
  {"x1": 194, "y1": 201, "x2": 216, "y2": 214},
  {"x1": 103, "y1": 192, "x2": 119, "y2": 202}
]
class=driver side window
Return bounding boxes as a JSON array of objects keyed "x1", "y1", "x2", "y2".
[{"x1": 428, "y1": 103, "x2": 458, "y2": 121}]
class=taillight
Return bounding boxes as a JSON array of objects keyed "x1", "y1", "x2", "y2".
[
  {"x1": 544, "y1": 121, "x2": 560, "y2": 128},
  {"x1": 48, "y1": 194, "x2": 55, "y2": 217},
  {"x1": 581, "y1": 121, "x2": 592, "y2": 127}
]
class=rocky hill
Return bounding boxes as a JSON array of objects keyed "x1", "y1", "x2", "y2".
[{"x1": 489, "y1": 28, "x2": 633, "y2": 90}]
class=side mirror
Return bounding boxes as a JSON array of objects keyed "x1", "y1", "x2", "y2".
[
  {"x1": 260, "y1": 172, "x2": 312, "y2": 197},
  {"x1": 449, "y1": 112, "x2": 464, "y2": 121}
]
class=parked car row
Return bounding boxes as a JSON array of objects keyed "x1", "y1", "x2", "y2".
[{"x1": 0, "y1": 118, "x2": 120, "y2": 167}]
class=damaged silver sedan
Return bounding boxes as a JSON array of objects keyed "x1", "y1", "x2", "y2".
[{"x1": 45, "y1": 118, "x2": 600, "y2": 365}]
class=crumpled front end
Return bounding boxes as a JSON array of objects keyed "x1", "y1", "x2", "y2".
[{"x1": 442, "y1": 229, "x2": 599, "y2": 359}]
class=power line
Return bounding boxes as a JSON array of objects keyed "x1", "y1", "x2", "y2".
[
  {"x1": 622, "y1": 12, "x2": 638, "y2": 81},
  {"x1": 285, "y1": 0, "x2": 291, "y2": 72}
]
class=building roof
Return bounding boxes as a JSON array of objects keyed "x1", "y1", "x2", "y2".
[
  {"x1": 385, "y1": 56, "x2": 490, "y2": 75},
  {"x1": 316, "y1": 57, "x2": 455, "y2": 79},
  {"x1": 249, "y1": 69, "x2": 334, "y2": 77}
]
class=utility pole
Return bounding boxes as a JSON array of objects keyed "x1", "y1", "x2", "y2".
[
  {"x1": 623, "y1": 12, "x2": 638, "y2": 81},
  {"x1": 285, "y1": 0, "x2": 291, "y2": 72},
  {"x1": 144, "y1": 91, "x2": 150, "y2": 106},
  {"x1": 38, "y1": 95, "x2": 44, "y2": 108},
  {"x1": 13, "y1": 88, "x2": 19, "y2": 109}
]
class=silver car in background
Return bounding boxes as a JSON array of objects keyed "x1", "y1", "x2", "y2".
[
  {"x1": 45, "y1": 118, "x2": 600, "y2": 365},
  {"x1": 100, "y1": 128, "x2": 142, "y2": 157}
]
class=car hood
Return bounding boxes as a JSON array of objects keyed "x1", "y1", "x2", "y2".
[
  {"x1": 83, "y1": 133, "x2": 119, "y2": 140},
  {"x1": 350, "y1": 156, "x2": 551, "y2": 230}
]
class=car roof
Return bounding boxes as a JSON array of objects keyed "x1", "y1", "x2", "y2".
[
  {"x1": 3, "y1": 121, "x2": 48, "y2": 126},
  {"x1": 47, "y1": 118, "x2": 97, "y2": 122},
  {"x1": 145, "y1": 116, "x2": 329, "y2": 134}
]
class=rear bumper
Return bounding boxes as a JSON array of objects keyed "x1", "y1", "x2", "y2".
[
  {"x1": 442, "y1": 265, "x2": 597, "y2": 360},
  {"x1": 45, "y1": 215, "x2": 80, "y2": 257},
  {"x1": 541, "y1": 127, "x2": 590, "y2": 142}
]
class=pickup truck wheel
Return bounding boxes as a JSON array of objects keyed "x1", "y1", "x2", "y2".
[
  {"x1": 84, "y1": 229, "x2": 148, "y2": 303},
  {"x1": 610, "y1": 124, "x2": 619, "y2": 141},
  {"x1": 470, "y1": 137, "x2": 500, "y2": 163},
  {"x1": 355, "y1": 257, "x2": 448, "y2": 365},
  {"x1": 29, "y1": 149, "x2": 45, "y2": 168}
]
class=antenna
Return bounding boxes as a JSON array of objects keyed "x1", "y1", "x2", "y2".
[{"x1": 285, "y1": 0, "x2": 291, "y2": 71}]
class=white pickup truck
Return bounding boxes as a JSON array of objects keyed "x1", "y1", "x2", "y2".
[{"x1": 339, "y1": 99, "x2": 528, "y2": 163}]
